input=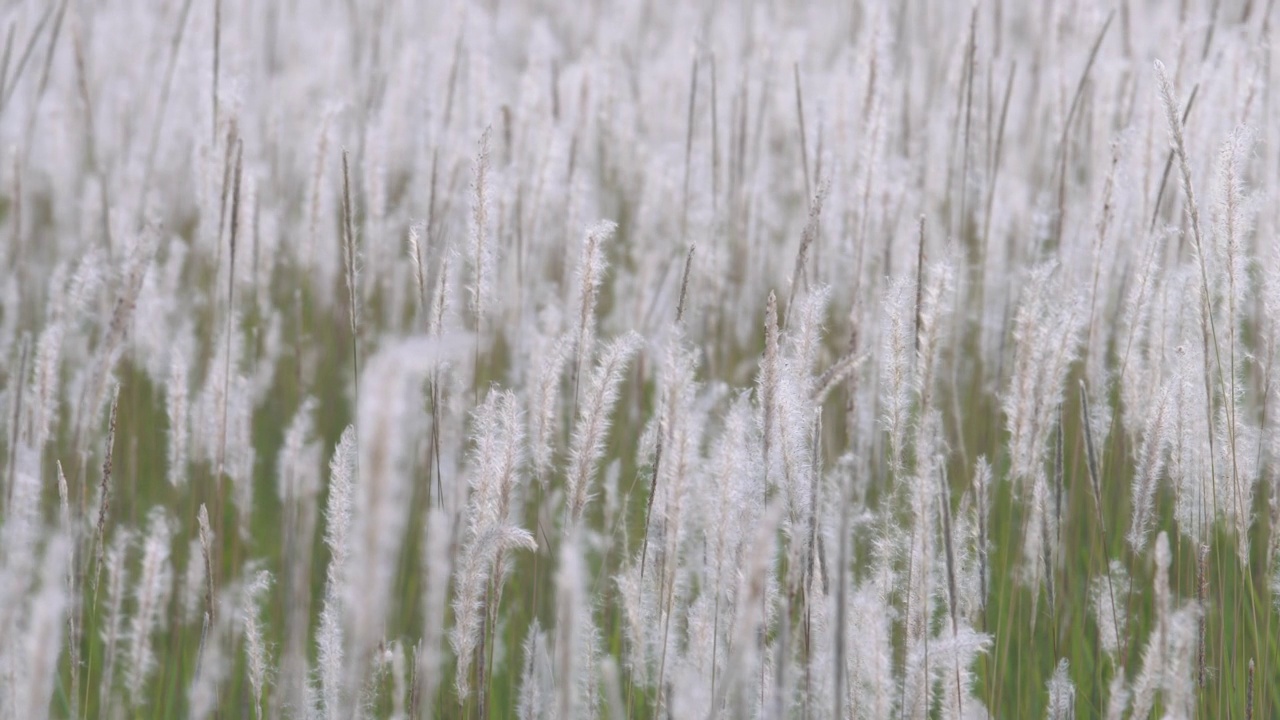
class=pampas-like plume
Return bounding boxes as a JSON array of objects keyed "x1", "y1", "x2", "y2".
[
  {"x1": 180, "y1": 538, "x2": 205, "y2": 625},
  {"x1": 277, "y1": 398, "x2": 320, "y2": 715},
  {"x1": 648, "y1": 336, "x2": 704, "y2": 711},
  {"x1": 1154, "y1": 60, "x2": 1205, "y2": 261},
  {"x1": 166, "y1": 353, "x2": 189, "y2": 486},
  {"x1": 30, "y1": 320, "x2": 62, "y2": 451},
  {"x1": 408, "y1": 222, "x2": 428, "y2": 322},
  {"x1": 450, "y1": 520, "x2": 535, "y2": 702},
  {"x1": 91, "y1": 384, "x2": 120, "y2": 591},
  {"x1": 761, "y1": 291, "x2": 782, "y2": 482},
  {"x1": 571, "y1": 220, "x2": 618, "y2": 395},
  {"x1": 125, "y1": 508, "x2": 174, "y2": 707},
  {"x1": 1128, "y1": 378, "x2": 1175, "y2": 553},
  {"x1": 15, "y1": 533, "x2": 69, "y2": 720},
  {"x1": 785, "y1": 178, "x2": 832, "y2": 327},
  {"x1": 776, "y1": 288, "x2": 827, "y2": 591},
  {"x1": 73, "y1": 230, "x2": 155, "y2": 458},
  {"x1": 1004, "y1": 263, "x2": 1083, "y2": 487},
  {"x1": 933, "y1": 623, "x2": 991, "y2": 720},
  {"x1": 418, "y1": 508, "x2": 453, "y2": 719},
  {"x1": 518, "y1": 620, "x2": 554, "y2": 720},
  {"x1": 192, "y1": 314, "x2": 255, "y2": 535},
  {"x1": 1104, "y1": 674, "x2": 1130, "y2": 720},
  {"x1": 468, "y1": 126, "x2": 493, "y2": 328},
  {"x1": 429, "y1": 244, "x2": 455, "y2": 338},
  {"x1": 844, "y1": 574, "x2": 895, "y2": 718},
  {"x1": 450, "y1": 388, "x2": 535, "y2": 701},
  {"x1": 812, "y1": 350, "x2": 870, "y2": 406},
  {"x1": 717, "y1": 500, "x2": 784, "y2": 715},
  {"x1": 188, "y1": 586, "x2": 239, "y2": 720},
  {"x1": 1044, "y1": 659, "x2": 1075, "y2": 719},
  {"x1": 98, "y1": 528, "x2": 132, "y2": 716},
  {"x1": 1090, "y1": 560, "x2": 1130, "y2": 661},
  {"x1": 528, "y1": 314, "x2": 569, "y2": 485},
  {"x1": 388, "y1": 641, "x2": 408, "y2": 720},
  {"x1": 1161, "y1": 604, "x2": 1201, "y2": 719},
  {"x1": 348, "y1": 336, "x2": 459, "y2": 677},
  {"x1": 555, "y1": 529, "x2": 598, "y2": 720},
  {"x1": 880, "y1": 276, "x2": 914, "y2": 479},
  {"x1": 974, "y1": 457, "x2": 992, "y2": 620},
  {"x1": 240, "y1": 568, "x2": 273, "y2": 720},
  {"x1": 566, "y1": 332, "x2": 642, "y2": 525},
  {"x1": 706, "y1": 394, "x2": 760, "y2": 705},
  {"x1": 467, "y1": 389, "x2": 528, "y2": 534},
  {"x1": 197, "y1": 504, "x2": 214, "y2": 624},
  {"x1": 1129, "y1": 532, "x2": 1172, "y2": 719},
  {"x1": 913, "y1": 243, "x2": 958, "y2": 411},
  {"x1": 319, "y1": 426, "x2": 356, "y2": 720},
  {"x1": 1155, "y1": 61, "x2": 1235, "y2": 553}
]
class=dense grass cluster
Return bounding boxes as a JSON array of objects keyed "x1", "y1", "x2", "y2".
[{"x1": 1, "y1": 0, "x2": 1278, "y2": 717}]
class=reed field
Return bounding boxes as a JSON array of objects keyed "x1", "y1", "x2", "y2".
[{"x1": 1, "y1": 0, "x2": 1279, "y2": 717}]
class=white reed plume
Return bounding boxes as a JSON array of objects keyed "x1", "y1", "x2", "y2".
[
  {"x1": 1116, "y1": 231, "x2": 1165, "y2": 440},
  {"x1": 934, "y1": 623, "x2": 991, "y2": 720},
  {"x1": 1154, "y1": 59, "x2": 1239, "y2": 556},
  {"x1": 429, "y1": 245, "x2": 456, "y2": 338},
  {"x1": 73, "y1": 230, "x2": 156, "y2": 457},
  {"x1": 419, "y1": 508, "x2": 453, "y2": 720},
  {"x1": 1161, "y1": 605, "x2": 1201, "y2": 719},
  {"x1": 527, "y1": 312, "x2": 569, "y2": 485},
  {"x1": 554, "y1": 529, "x2": 599, "y2": 720},
  {"x1": 98, "y1": 528, "x2": 132, "y2": 716},
  {"x1": 518, "y1": 620, "x2": 554, "y2": 720},
  {"x1": 770, "y1": 288, "x2": 827, "y2": 589},
  {"x1": 913, "y1": 244, "x2": 959, "y2": 410},
  {"x1": 1020, "y1": 467, "x2": 1051, "y2": 593},
  {"x1": 705, "y1": 394, "x2": 760, "y2": 704},
  {"x1": 166, "y1": 352, "x2": 189, "y2": 486},
  {"x1": 468, "y1": 126, "x2": 493, "y2": 328},
  {"x1": 407, "y1": 221, "x2": 428, "y2": 321},
  {"x1": 973, "y1": 457, "x2": 993, "y2": 620},
  {"x1": 1104, "y1": 674, "x2": 1130, "y2": 720},
  {"x1": 125, "y1": 508, "x2": 174, "y2": 707},
  {"x1": 1128, "y1": 378, "x2": 1175, "y2": 553},
  {"x1": 318, "y1": 426, "x2": 356, "y2": 720},
  {"x1": 571, "y1": 219, "x2": 618, "y2": 390},
  {"x1": 565, "y1": 332, "x2": 642, "y2": 525},
  {"x1": 1129, "y1": 532, "x2": 1173, "y2": 719},
  {"x1": 718, "y1": 500, "x2": 784, "y2": 716},
  {"x1": 277, "y1": 398, "x2": 320, "y2": 715},
  {"x1": 1044, "y1": 659, "x2": 1075, "y2": 719},
  {"x1": 1208, "y1": 128, "x2": 1262, "y2": 561},
  {"x1": 387, "y1": 641, "x2": 408, "y2": 720},
  {"x1": 1153, "y1": 61, "x2": 1208, "y2": 298},
  {"x1": 13, "y1": 534, "x2": 70, "y2": 720},
  {"x1": 844, "y1": 580, "x2": 895, "y2": 718},
  {"x1": 880, "y1": 275, "x2": 915, "y2": 479},
  {"x1": 614, "y1": 552, "x2": 658, "y2": 689},
  {"x1": 349, "y1": 336, "x2": 459, "y2": 672},
  {"x1": 1090, "y1": 560, "x2": 1130, "y2": 661},
  {"x1": 240, "y1": 567, "x2": 273, "y2": 720},
  {"x1": 649, "y1": 337, "x2": 705, "y2": 711},
  {"x1": 1170, "y1": 342, "x2": 1212, "y2": 545},
  {"x1": 188, "y1": 586, "x2": 240, "y2": 720},
  {"x1": 450, "y1": 388, "x2": 535, "y2": 701},
  {"x1": 180, "y1": 538, "x2": 206, "y2": 625},
  {"x1": 1004, "y1": 263, "x2": 1084, "y2": 487},
  {"x1": 30, "y1": 320, "x2": 63, "y2": 451}
]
